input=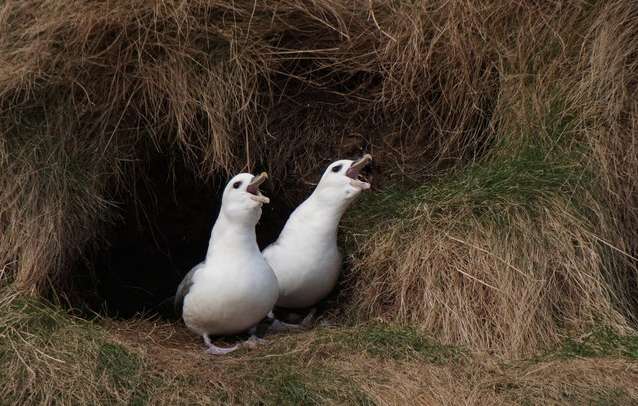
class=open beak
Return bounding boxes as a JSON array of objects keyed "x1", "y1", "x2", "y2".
[
  {"x1": 346, "y1": 154, "x2": 372, "y2": 190},
  {"x1": 349, "y1": 154, "x2": 372, "y2": 173},
  {"x1": 247, "y1": 172, "x2": 270, "y2": 204}
]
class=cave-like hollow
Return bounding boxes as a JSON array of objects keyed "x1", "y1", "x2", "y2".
[{"x1": 84, "y1": 155, "x2": 296, "y2": 319}]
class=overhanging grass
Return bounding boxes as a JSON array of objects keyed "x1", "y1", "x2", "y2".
[
  {"x1": 345, "y1": 132, "x2": 589, "y2": 236},
  {"x1": 1, "y1": 0, "x2": 510, "y2": 292}
]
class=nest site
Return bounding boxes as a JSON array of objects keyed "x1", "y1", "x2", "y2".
[{"x1": 1, "y1": 1, "x2": 638, "y2": 403}]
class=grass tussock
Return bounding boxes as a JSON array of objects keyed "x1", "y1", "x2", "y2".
[
  {"x1": 342, "y1": 0, "x2": 638, "y2": 356},
  {"x1": 344, "y1": 131, "x2": 632, "y2": 355},
  {"x1": 0, "y1": 289, "x2": 142, "y2": 404}
]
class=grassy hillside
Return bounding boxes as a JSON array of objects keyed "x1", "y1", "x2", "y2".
[{"x1": 1, "y1": 0, "x2": 637, "y2": 404}]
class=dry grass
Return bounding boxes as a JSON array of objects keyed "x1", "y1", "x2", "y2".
[
  {"x1": 343, "y1": 131, "x2": 636, "y2": 355},
  {"x1": 574, "y1": 0, "x2": 638, "y2": 316},
  {"x1": 345, "y1": 197, "x2": 631, "y2": 356},
  {"x1": 0, "y1": 0, "x2": 505, "y2": 292},
  {"x1": 342, "y1": 0, "x2": 638, "y2": 357},
  {"x1": 0, "y1": 0, "x2": 637, "y2": 375},
  {"x1": 1, "y1": 289, "x2": 637, "y2": 405}
]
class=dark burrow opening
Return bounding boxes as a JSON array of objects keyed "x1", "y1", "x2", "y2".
[{"x1": 82, "y1": 155, "x2": 298, "y2": 319}]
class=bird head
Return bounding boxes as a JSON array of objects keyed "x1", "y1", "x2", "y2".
[
  {"x1": 220, "y1": 172, "x2": 270, "y2": 225},
  {"x1": 313, "y1": 154, "x2": 372, "y2": 206}
]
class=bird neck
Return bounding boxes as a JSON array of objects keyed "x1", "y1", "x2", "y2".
[
  {"x1": 205, "y1": 213, "x2": 259, "y2": 262},
  {"x1": 283, "y1": 193, "x2": 346, "y2": 243},
  {"x1": 308, "y1": 188, "x2": 351, "y2": 222}
]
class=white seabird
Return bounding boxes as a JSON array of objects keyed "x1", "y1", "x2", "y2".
[
  {"x1": 263, "y1": 155, "x2": 372, "y2": 310},
  {"x1": 175, "y1": 172, "x2": 279, "y2": 355}
]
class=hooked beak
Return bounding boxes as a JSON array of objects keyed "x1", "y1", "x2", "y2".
[
  {"x1": 346, "y1": 154, "x2": 372, "y2": 190},
  {"x1": 349, "y1": 154, "x2": 372, "y2": 173},
  {"x1": 247, "y1": 172, "x2": 270, "y2": 204}
]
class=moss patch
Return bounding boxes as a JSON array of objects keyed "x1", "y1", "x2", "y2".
[
  {"x1": 96, "y1": 342, "x2": 142, "y2": 389},
  {"x1": 320, "y1": 324, "x2": 464, "y2": 364},
  {"x1": 254, "y1": 363, "x2": 372, "y2": 406},
  {"x1": 557, "y1": 328, "x2": 638, "y2": 359}
]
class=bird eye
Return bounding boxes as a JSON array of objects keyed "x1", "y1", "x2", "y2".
[
  {"x1": 332, "y1": 165, "x2": 342, "y2": 173},
  {"x1": 233, "y1": 181, "x2": 242, "y2": 189}
]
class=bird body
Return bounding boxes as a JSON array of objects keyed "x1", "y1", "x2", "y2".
[
  {"x1": 181, "y1": 217, "x2": 279, "y2": 336},
  {"x1": 263, "y1": 155, "x2": 372, "y2": 309},
  {"x1": 175, "y1": 172, "x2": 277, "y2": 352},
  {"x1": 263, "y1": 197, "x2": 343, "y2": 308}
]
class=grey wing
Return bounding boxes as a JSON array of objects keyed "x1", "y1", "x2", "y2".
[{"x1": 174, "y1": 263, "x2": 203, "y2": 315}]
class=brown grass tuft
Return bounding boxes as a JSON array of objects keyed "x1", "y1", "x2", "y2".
[
  {"x1": 342, "y1": 0, "x2": 638, "y2": 356},
  {"x1": 346, "y1": 197, "x2": 633, "y2": 356}
]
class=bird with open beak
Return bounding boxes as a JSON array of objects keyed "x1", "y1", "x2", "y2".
[
  {"x1": 262, "y1": 155, "x2": 372, "y2": 315},
  {"x1": 175, "y1": 172, "x2": 278, "y2": 355}
]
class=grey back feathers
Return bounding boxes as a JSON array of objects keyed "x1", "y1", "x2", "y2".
[{"x1": 174, "y1": 263, "x2": 203, "y2": 314}]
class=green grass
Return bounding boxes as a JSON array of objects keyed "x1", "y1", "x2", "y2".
[
  {"x1": 215, "y1": 337, "x2": 376, "y2": 405},
  {"x1": 557, "y1": 327, "x2": 638, "y2": 359},
  {"x1": 201, "y1": 323, "x2": 463, "y2": 404},
  {"x1": 345, "y1": 89, "x2": 588, "y2": 235},
  {"x1": 321, "y1": 324, "x2": 464, "y2": 363},
  {"x1": 1, "y1": 290, "x2": 638, "y2": 405},
  {"x1": 516, "y1": 327, "x2": 638, "y2": 367},
  {"x1": 0, "y1": 289, "x2": 375, "y2": 405},
  {"x1": 251, "y1": 361, "x2": 373, "y2": 406},
  {"x1": 346, "y1": 139, "x2": 588, "y2": 236},
  {"x1": 96, "y1": 342, "x2": 142, "y2": 390},
  {"x1": 0, "y1": 290, "x2": 160, "y2": 404}
]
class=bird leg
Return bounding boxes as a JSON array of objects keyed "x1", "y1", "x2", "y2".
[
  {"x1": 266, "y1": 311, "x2": 299, "y2": 332},
  {"x1": 269, "y1": 318, "x2": 302, "y2": 332},
  {"x1": 242, "y1": 333, "x2": 267, "y2": 349},
  {"x1": 202, "y1": 334, "x2": 239, "y2": 355},
  {"x1": 300, "y1": 307, "x2": 316, "y2": 327},
  {"x1": 266, "y1": 308, "x2": 316, "y2": 332}
]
